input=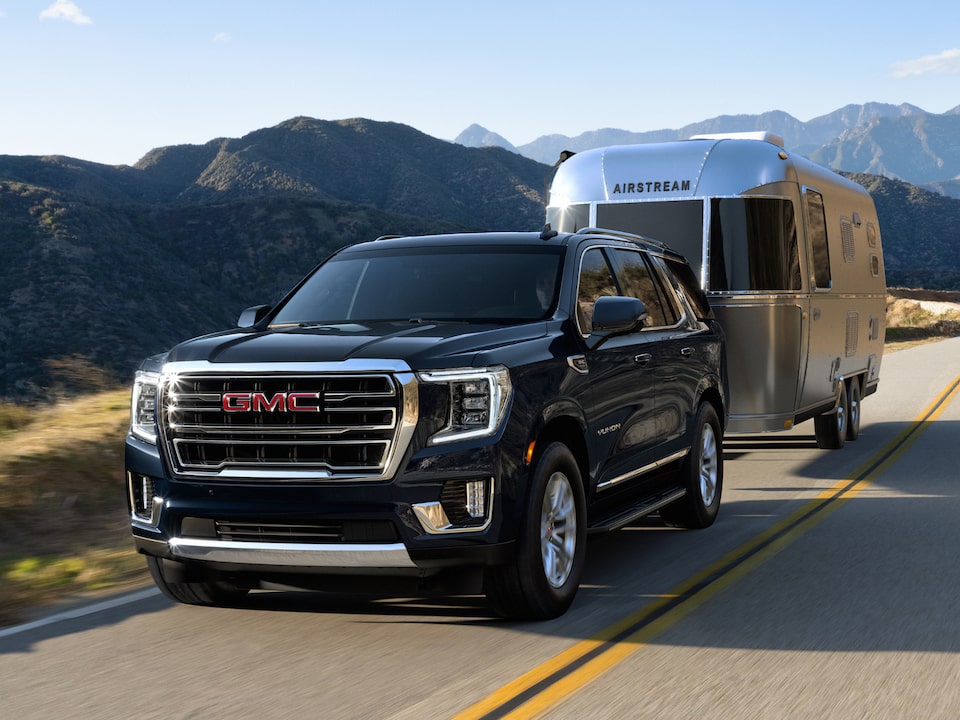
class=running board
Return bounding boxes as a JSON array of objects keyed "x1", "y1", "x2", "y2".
[{"x1": 588, "y1": 488, "x2": 687, "y2": 533}]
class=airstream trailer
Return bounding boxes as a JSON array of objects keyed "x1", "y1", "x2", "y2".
[{"x1": 545, "y1": 132, "x2": 885, "y2": 448}]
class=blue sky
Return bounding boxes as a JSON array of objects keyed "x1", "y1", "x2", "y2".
[{"x1": 1, "y1": 0, "x2": 958, "y2": 166}]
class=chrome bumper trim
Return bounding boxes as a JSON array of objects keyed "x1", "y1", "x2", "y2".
[{"x1": 168, "y1": 538, "x2": 417, "y2": 568}]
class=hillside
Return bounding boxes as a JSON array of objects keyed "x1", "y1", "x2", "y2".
[
  {"x1": 1, "y1": 116, "x2": 959, "y2": 398},
  {"x1": 0, "y1": 119, "x2": 548, "y2": 397},
  {"x1": 849, "y1": 173, "x2": 960, "y2": 290}
]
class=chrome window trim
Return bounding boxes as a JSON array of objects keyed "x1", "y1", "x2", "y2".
[{"x1": 575, "y1": 243, "x2": 693, "y2": 338}]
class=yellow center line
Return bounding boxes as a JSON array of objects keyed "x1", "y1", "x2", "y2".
[{"x1": 452, "y1": 374, "x2": 960, "y2": 720}]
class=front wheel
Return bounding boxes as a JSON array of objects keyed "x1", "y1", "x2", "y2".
[
  {"x1": 485, "y1": 442, "x2": 586, "y2": 620},
  {"x1": 661, "y1": 402, "x2": 723, "y2": 529},
  {"x1": 147, "y1": 556, "x2": 250, "y2": 606}
]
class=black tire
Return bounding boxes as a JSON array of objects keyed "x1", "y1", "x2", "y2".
[
  {"x1": 846, "y1": 378, "x2": 861, "y2": 441},
  {"x1": 485, "y1": 442, "x2": 586, "y2": 620},
  {"x1": 147, "y1": 556, "x2": 250, "y2": 606},
  {"x1": 661, "y1": 402, "x2": 723, "y2": 529},
  {"x1": 814, "y1": 381, "x2": 848, "y2": 449}
]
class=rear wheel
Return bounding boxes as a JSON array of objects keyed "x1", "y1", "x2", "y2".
[
  {"x1": 147, "y1": 556, "x2": 250, "y2": 606},
  {"x1": 814, "y1": 381, "x2": 848, "y2": 449},
  {"x1": 661, "y1": 402, "x2": 723, "y2": 529},
  {"x1": 846, "y1": 378, "x2": 862, "y2": 441},
  {"x1": 485, "y1": 442, "x2": 586, "y2": 620}
]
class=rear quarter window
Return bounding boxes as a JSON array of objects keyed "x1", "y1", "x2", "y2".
[{"x1": 663, "y1": 257, "x2": 714, "y2": 320}]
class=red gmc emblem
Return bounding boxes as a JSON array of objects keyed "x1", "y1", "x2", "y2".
[{"x1": 221, "y1": 391, "x2": 322, "y2": 413}]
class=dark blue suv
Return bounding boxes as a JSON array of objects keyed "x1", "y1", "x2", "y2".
[{"x1": 126, "y1": 227, "x2": 727, "y2": 619}]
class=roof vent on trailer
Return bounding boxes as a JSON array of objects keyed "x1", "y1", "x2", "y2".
[{"x1": 688, "y1": 131, "x2": 785, "y2": 148}]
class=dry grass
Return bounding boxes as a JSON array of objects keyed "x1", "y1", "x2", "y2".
[
  {"x1": 0, "y1": 389, "x2": 148, "y2": 626},
  {"x1": 885, "y1": 288, "x2": 960, "y2": 352}
]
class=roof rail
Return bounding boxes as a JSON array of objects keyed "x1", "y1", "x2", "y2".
[
  {"x1": 374, "y1": 234, "x2": 403, "y2": 242},
  {"x1": 576, "y1": 227, "x2": 670, "y2": 251}
]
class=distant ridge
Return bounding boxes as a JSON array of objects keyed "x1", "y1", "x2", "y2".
[
  {"x1": 456, "y1": 103, "x2": 960, "y2": 198},
  {"x1": 454, "y1": 124, "x2": 517, "y2": 153}
]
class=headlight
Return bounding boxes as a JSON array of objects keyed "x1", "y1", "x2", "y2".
[
  {"x1": 419, "y1": 366, "x2": 512, "y2": 445},
  {"x1": 130, "y1": 370, "x2": 160, "y2": 444}
]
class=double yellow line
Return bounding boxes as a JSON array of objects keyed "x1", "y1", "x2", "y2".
[{"x1": 453, "y1": 374, "x2": 960, "y2": 720}]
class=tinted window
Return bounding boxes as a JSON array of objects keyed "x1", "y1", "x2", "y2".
[
  {"x1": 708, "y1": 198, "x2": 801, "y2": 291},
  {"x1": 272, "y1": 246, "x2": 562, "y2": 324},
  {"x1": 608, "y1": 249, "x2": 674, "y2": 326},
  {"x1": 664, "y1": 257, "x2": 713, "y2": 320},
  {"x1": 576, "y1": 248, "x2": 619, "y2": 332}
]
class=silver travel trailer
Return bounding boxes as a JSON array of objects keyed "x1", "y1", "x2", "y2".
[{"x1": 545, "y1": 132, "x2": 885, "y2": 448}]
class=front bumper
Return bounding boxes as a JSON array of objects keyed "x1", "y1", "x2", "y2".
[{"x1": 126, "y1": 432, "x2": 521, "y2": 575}]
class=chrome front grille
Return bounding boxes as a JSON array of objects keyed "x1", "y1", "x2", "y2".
[{"x1": 158, "y1": 369, "x2": 413, "y2": 480}]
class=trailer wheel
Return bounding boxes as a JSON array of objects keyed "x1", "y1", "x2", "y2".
[
  {"x1": 846, "y1": 378, "x2": 861, "y2": 441},
  {"x1": 814, "y1": 381, "x2": 848, "y2": 449},
  {"x1": 147, "y1": 556, "x2": 249, "y2": 606},
  {"x1": 485, "y1": 442, "x2": 586, "y2": 620}
]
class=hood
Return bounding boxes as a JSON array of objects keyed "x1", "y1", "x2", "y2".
[{"x1": 163, "y1": 320, "x2": 550, "y2": 369}]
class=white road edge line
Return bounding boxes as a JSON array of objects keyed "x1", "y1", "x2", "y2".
[{"x1": 0, "y1": 587, "x2": 161, "y2": 640}]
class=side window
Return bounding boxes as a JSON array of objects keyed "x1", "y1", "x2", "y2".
[
  {"x1": 609, "y1": 249, "x2": 674, "y2": 327},
  {"x1": 804, "y1": 189, "x2": 831, "y2": 290},
  {"x1": 577, "y1": 248, "x2": 619, "y2": 333},
  {"x1": 664, "y1": 257, "x2": 713, "y2": 320}
]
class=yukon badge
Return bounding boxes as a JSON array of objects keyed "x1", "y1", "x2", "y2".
[
  {"x1": 221, "y1": 391, "x2": 322, "y2": 412},
  {"x1": 597, "y1": 422, "x2": 622, "y2": 437}
]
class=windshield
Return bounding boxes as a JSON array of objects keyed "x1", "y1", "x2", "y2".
[{"x1": 271, "y1": 245, "x2": 563, "y2": 325}]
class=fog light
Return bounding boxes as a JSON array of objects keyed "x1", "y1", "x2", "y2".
[
  {"x1": 128, "y1": 472, "x2": 162, "y2": 526},
  {"x1": 465, "y1": 479, "x2": 486, "y2": 518},
  {"x1": 413, "y1": 477, "x2": 494, "y2": 534}
]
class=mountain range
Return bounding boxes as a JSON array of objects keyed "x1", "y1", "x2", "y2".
[
  {"x1": 455, "y1": 102, "x2": 960, "y2": 198},
  {"x1": 1, "y1": 113, "x2": 959, "y2": 397}
]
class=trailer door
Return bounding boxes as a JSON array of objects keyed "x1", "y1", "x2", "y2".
[
  {"x1": 797, "y1": 188, "x2": 839, "y2": 412},
  {"x1": 706, "y1": 197, "x2": 805, "y2": 432}
]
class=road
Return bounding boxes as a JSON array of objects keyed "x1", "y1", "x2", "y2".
[{"x1": 3, "y1": 338, "x2": 959, "y2": 719}]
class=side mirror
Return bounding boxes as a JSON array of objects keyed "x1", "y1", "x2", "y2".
[
  {"x1": 591, "y1": 296, "x2": 648, "y2": 334},
  {"x1": 237, "y1": 304, "x2": 272, "y2": 328},
  {"x1": 587, "y1": 296, "x2": 648, "y2": 350}
]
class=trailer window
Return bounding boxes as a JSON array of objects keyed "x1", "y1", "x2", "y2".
[
  {"x1": 596, "y1": 201, "x2": 704, "y2": 275},
  {"x1": 707, "y1": 198, "x2": 801, "y2": 292},
  {"x1": 547, "y1": 203, "x2": 591, "y2": 233},
  {"x1": 804, "y1": 189, "x2": 831, "y2": 289}
]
